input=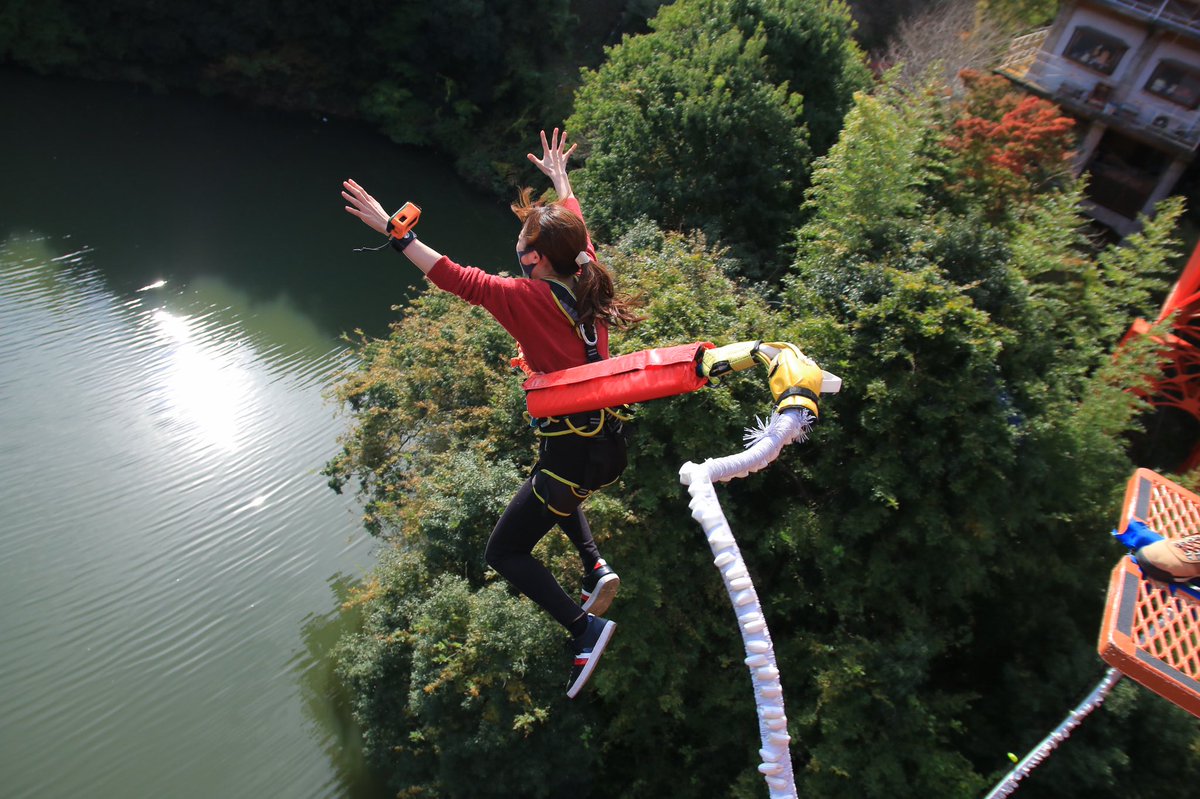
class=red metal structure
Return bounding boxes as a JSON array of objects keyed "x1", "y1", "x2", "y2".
[{"x1": 1123, "y1": 243, "x2": 1200, "y2": 471}]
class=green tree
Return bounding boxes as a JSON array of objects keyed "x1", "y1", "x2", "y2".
[
  {"x1": 567, "y1": 0, "x2": 870, "y2": 281},
  {"x1": 982, "y1": 0, "x2": 1059, "y2": 30},
  {"x1": 677, "y1": 0, "x2": 871, "y2": 157},
  {"x1": 326, "y1": 58, "x2": 1197, "y2": 799},
  {"x1": 777, "y1": 78, "x2": 1193, "y2": 797},
  {"x1": 358, "y1": 0, "x2": 577, "y2": 187},
  {"x1": 0, "y1": 0, "x2": 654, "y2": 191},
  {"x1": 328, "y1": 224, "x2": 809, "y2": 798}
]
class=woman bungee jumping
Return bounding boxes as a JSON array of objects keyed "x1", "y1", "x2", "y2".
[{"x1": 342, "y1": 128, "x2": 640, "y2": 698}]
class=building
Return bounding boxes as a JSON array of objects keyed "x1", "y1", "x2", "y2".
[{"x1": 996, "y1": 1, "x2": 1200, "y2": 235}]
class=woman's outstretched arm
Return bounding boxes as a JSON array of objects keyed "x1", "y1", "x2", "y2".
[
  {"x1": 527, "y1": 128, "x2": 577, "y2": 201},
  {"x1": 342, "y1": 178, "x2": 443, "y2": 275},
  {"x1": 527, "y1": 128, "x2": 595, "y2": 259}
]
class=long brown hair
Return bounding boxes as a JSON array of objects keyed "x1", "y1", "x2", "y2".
[{"x1": 511, "y1": 188, "x2": 641, "y2": 328}]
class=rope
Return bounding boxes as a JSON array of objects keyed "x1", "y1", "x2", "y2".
[
  {"x1": 679, "y1": 410, "x2": 814, "y2": 799},
  {"x1": 982, "y1": 668, "x2": 1123, "y2": 799}
]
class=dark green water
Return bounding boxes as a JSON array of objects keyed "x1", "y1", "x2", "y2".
[{"x1": 0, "y1": 68, "x2": 516, "y2": 798}]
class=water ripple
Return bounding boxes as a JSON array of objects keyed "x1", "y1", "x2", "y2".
[{"x1": 1, "y1": 239, "x2": 375, "y2": 799}]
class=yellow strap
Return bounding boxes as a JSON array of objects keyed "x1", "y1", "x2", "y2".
[
  {"x1": 531, "y1": 483, "x2": 575, "y2": 516},
  {"x1": 540, "y1": 469, "x2": 582, "y2": 489},
  {"x1": 544, "y1": 279, "x2": 584, "y2": 338},
  {"x1": 534, "y1": 409, "x2": 609, "y2": 438},
  {"x1": 607, "y1": 405, "x2": 635, "y2": 422},
  {"x1": 565, "y1": 413, "x2": 606, "y2": 437}
]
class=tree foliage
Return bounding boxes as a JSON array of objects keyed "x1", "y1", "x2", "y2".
[
  {"x1": 324, "y1": 63, "x2": 1200, "y2": 796},
  {"x1": 942, "y1": 70, "x2": 1076, "y2": 215},
  {"x1": 779, "y1": 76, "x2": 1193, "y2": 798},
  {"x1": 328, "y1": 226, "x2": 795, "y2": 797},
  {"x1": 981, "y1": 0, "x2": 1059, "y2": 30},
  {"x1": 327, "y1": 71, "x2": 1198, "y2": 798},
  {"x1": 567, "y1": 0, "x2": 870, "y2": 280},
  {"x1": 0, "y1": 0, "x2": 655, "y2": 191}
]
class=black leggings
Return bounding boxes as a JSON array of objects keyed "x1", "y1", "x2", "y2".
[{"x1": 484, "y1": 430, "x2": 627, "y2": 630}]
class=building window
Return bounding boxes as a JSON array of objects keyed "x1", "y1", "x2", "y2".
[
  {"x1": 1145, "y1": 60, "x2": 1200, "y2": 110},
  {"x1": 1063, "y1": 26, "x2": 1128, "y2": 75}
]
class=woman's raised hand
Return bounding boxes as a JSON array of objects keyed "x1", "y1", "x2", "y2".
[
  {"x1": 527, "y1": 128, "x2": 577, "y2": 199},
  {"x1": 342, "y1": 179, "x2": 391, "y2": 235}
]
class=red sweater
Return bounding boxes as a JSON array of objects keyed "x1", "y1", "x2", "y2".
[{"x1": 424, "y1": 197, "x2": 607, "y2": 375}]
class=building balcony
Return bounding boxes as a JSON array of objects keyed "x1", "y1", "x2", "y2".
[
  {"x1": 1092, "y1": 0, "x2": 1200, "y2": 41},
  {"x1": 997, "y1": 46, "x2": 1200, "y2": 155}
]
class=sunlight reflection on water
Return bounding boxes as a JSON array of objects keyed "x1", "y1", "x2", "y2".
[
  {"x1": 0, "y1": 235, "x2": 380, "y2": 799},
  {"x1": 150, "y1": 307, "x2": 253, "y2": 453}
]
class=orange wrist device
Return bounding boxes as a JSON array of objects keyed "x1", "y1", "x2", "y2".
[{"x1": 386, "y1": 202, "x2": 421, "y2": 239}]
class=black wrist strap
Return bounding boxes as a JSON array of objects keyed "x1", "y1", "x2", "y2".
[{"x1": 390, "y1": 230, "x2": 418, "y2": 253}]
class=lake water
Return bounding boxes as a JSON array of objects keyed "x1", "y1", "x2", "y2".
[{"x1": 0, "y1": 68, "x2": 515, "y2": 798}]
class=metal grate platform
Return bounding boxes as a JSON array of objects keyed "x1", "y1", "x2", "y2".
[{"x1": 1098, "y1": 469, "x2": 1200, "y2": 718}]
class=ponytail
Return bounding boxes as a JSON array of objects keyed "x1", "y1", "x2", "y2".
[{"x1": 574, "y1": 254, "x2": 641, "y2": 329}]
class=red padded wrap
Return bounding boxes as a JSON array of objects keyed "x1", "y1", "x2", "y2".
[{"x1": 523, "y1": 342, "x2": 713, "y2": 417}]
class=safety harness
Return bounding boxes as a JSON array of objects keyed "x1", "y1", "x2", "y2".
[
  {"x1": 530, "y1": 279, "x2": 632, "y2": 439},
  {"x1": 544, "y1": 279, "x2": 601, "y2": 362}
]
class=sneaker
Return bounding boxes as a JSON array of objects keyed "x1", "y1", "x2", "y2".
[
  {"x1": 566, "y1": 615, "x2": 616, "y2": 699},
  {"x1": 580, "y1": 559, "x2": 620, "y2": 615},
  {"x1": 1136, "y1": 534, "x2": 1200, "y2": 583}
]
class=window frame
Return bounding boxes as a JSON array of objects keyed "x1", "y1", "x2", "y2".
[
  {"x1": 1144, "y1": 59, "x2": 1200, "y2": 110},
  {"x1": 1062, "y1": 26, "x2": 1129, "y2": 76}
]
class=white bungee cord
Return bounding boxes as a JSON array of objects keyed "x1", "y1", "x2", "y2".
[{"x1": 678, "y1": 410, "x2": 816, "y2": 799}]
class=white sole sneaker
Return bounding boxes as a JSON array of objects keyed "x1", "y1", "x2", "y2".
[
  {"x1": 581, "y1": 573, "x2": 620, "y2": 615},
  {"x1": 566, "y1": 619, "x2": 616, "y2": 699}
]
